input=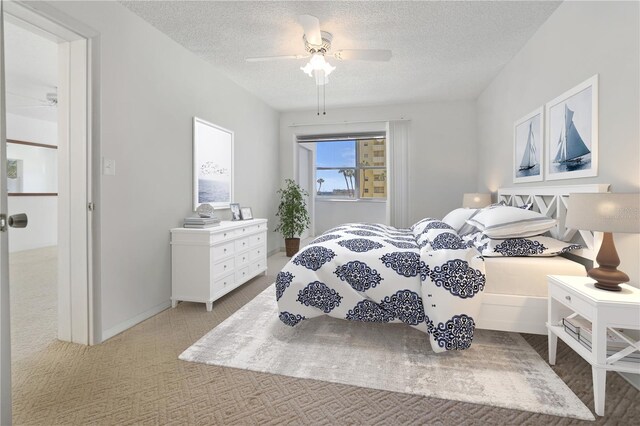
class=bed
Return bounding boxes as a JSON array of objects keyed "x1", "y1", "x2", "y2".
[{"x1": 276, "y1": 184, "x2": 610, "y2": 351}]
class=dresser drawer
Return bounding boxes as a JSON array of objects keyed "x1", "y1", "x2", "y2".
[
  {"x1": 212, "y1": 257, "x2": 234, "y2": 278},
  {"x1": 212, "y1": 272, "x2": 235, "y2": 296},
  {"x1": 236, "y1": 224, "x2": 255, "y2": 236},
  {"x1": 235, "y1": 237, "x2": 250, "y2": 252},
  {"x1": 212, "y1": 241, "x2": 234, "y2": 259},
  {"x1": 250, "y1": 233, "x2": 265, "y2": 247},
  {"x1": 250, "y1": 246, "x2": 265, "y2": 261},
  {"x1": 211, "y1": 229, "x2": 235, "y2": 243},
  {"x1": 251, "y1": 259, "x2": 266, "y2": 275},
  {"x1": 236, "y1": 266, "x2": 250, "y2": 282},
  {"x1": 549, "y1": 283, "x2": 593, "y2": 317},
  {"x1": 235, "y1": 251, "x2": 250, "y2": 267}
]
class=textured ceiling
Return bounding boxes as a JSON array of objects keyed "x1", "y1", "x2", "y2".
[
  {"x1": 123, "y1": 1, "x2": 561, "y2": 112},
  {"x1": 4, "y1": 20, "x2": 58, "y2": 123}
]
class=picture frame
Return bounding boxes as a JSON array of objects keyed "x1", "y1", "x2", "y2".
[
  {"x1": 240, "y1": 207, "x2": 253, "y2": 220},
  {"x1": 193, "y1": 117, "x2": 234, "y2": 210},
  {"x1": 545, "y1": 75, "x2": 598, "y2": 181},
  {"x1": 513, "y1": 107, "x2": 543, "y2": 183},
  {"x1": 230, "y1": 203, "x2": 241, "y2": 221}
]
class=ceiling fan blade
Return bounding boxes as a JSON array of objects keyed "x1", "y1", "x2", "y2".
[
  {"x1": 298, "y1": 14, "x2": 322, "y2": 46},
  {"x1": 333, "y1": 49, "x2": 392, "y2": 61},
  {"x1": 245, "y1": 54, "x2": 310, "y2": 62}
]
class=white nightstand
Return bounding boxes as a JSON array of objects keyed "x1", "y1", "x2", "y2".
[{"x1": 546, "y1": 275, "x2": 640, "y2": 416}]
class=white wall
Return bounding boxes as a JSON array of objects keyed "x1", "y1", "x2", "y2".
[
  {"x1": 52, "y1": 1, "x2": 280, "y2": 339},
  {"x1": 6, "y1": 113, "x2": 57, "y2": 252},
  {"x1": 315, "y1": 200, "x2": 386, "y2": 234},
  {"x1": 280, "y1": 101, "x2": 478, "y2": 233},
  {"x1": 476, "y1": 1, "x2": 640, "y2": 285}
]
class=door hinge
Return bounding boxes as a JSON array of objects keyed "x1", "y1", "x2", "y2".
[
  {"x1": 0, "y1": 214, "x2": 6, "y2": 232},
  {"x1": 88, "y1": 202, "x2": 95, "y2": 211}
]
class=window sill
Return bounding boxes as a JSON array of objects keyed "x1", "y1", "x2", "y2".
[{"x1": 315, "y1": 198, "x2": 387, "y2": 203}]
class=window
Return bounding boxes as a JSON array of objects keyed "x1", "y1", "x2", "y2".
[{"x1": 312, "y1": 136, "x2": 386, "y2": 200}]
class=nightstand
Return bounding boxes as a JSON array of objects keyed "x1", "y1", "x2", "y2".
[{"x1": 546, "y1": 275, "x2": 640, "y2": 416}]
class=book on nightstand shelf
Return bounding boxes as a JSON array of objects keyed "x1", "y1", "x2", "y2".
[
  {"x1": 183, "y1": 216, "x2": 220, "y2": 228},
  {"x1": 562, "y1": 315, "x2": 640, "y2": 362}
]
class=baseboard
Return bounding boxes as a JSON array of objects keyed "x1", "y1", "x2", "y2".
[
  {"x1": 618, "y1": 372, "x2": 640, "y2": 391},
  {"x1": 268, "y1": 247, "x2": 282, "y2": 256},
  {"x1": 101, "y1": 300, "x2": 171, "y2": 342}
]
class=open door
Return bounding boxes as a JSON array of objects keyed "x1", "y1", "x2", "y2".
[{"x1": 1, "y1": 1, "x2": 12, "y2": 423}]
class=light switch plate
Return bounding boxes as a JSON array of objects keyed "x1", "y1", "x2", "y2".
[{"x1": 103, "y1": 158, "x2": 116, "y2": 176}]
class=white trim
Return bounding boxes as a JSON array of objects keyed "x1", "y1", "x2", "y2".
[
  {"x1": 545, "y1": 74, "x2": 599, "y2": 181},
  {"x1": 101, "y1": 301, "x2": 171, "y2": 342},
  {"x1": 288, "y1": 118, "x2": 410, "y2": 128}
]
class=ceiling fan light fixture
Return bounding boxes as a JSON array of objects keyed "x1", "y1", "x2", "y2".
[{"x1": 300, "y1": 53, "x2": 335, "y2": 85}]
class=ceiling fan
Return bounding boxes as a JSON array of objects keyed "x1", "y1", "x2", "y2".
[{"x1": 245, "y1": 14, "x2": 392, "y2": 85}]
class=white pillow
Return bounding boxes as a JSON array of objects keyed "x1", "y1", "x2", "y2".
[
  {"x1": 442, "y1": 208, "x2": 477, "y2": 232},
  {"x1": 466, "y1": 206, "x2": 556, "y2": 239},
  {"x1": 474, "y1": 235, "x2": 582, "y2": 257}
]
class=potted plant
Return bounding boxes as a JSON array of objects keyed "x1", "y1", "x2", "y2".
[{"x1": 275, "y1": 178, "x2": 310, "y2": 257}]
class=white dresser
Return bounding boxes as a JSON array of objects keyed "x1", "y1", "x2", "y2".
[{"x1": 170, "y1": 219, "x2": 268, "y2": 311}]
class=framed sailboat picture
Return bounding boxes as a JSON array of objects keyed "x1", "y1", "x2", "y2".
[
  {"x1": 513, "y1": 107, "x2": 543, "y2": 183},
  {"x1": 545, "y1": 75, "x2": 598, "y2": 180}
]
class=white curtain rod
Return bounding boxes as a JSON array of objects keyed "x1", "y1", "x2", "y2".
[{"x1": 287, "y1": 118, "x2": 410, "y2": 128}]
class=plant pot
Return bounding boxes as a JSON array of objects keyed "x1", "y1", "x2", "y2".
[{"x1": 285, "y1": 238, "x2": 301, "y2": 257}]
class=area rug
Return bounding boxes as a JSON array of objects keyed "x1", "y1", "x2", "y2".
[{"x1": 180, "y1": 285, "x2": 594, "y2": 421}]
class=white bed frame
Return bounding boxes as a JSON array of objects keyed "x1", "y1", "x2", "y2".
[{"x1": 476, "y1": 184, "x2": 610, "y2": 335}]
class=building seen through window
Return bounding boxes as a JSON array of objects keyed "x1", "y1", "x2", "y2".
[{"x1": 312, "y1": 136, "x2": 386, "y2": 200}]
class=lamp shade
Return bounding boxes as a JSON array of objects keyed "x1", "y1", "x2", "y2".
[
  {"x1": 462, "y1": 193, "x2": 492, "y2": 209},
  {"x1": 566, "y1": 193, "x2": 640, "y2": 233}
]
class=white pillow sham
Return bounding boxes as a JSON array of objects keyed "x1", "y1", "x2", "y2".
[
  {"x1": 466, "y1": 206, "x2": 556, "y2": 239},
  {"x1": 474, "y1": 235, "x2": 582, "y2": 257},
  {"x1": 442, "y1": 208, "x2": 477, "y2": 232}
]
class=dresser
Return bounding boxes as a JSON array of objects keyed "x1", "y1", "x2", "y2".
[{"x1": 170, "y1": 219, "x2": 268, "y2": 311}]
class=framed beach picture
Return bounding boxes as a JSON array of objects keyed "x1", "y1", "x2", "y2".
[
  {"x1": 513, "y1": 107, "x2": 543, "y2": 183},
  {"x1": 193, "y1": 117, "x2": 234, "y2": 210},
  {"x1": 545, "y1": 75, "x2": 598, "y2": 181}
]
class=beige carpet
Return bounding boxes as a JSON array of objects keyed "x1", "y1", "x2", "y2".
[
  {"x1": 180, "y1": 286, "x2": 594, "y2": 420},
  {"x1": 10, "y1": 249, "x2": 640, "y2": 425}
]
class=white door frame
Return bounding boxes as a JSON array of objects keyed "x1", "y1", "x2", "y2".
[
  {"x1": 4, "y1": 0, "x2": 99, "y2": 345},
  {"x1": 1, "y1": 2, "x2": 12, "y2": 423}
]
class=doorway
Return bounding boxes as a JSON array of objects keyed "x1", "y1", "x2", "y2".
[
  {"x1": 4, "y1": 16, "x2": 60, "y2": 357},
  {"x1": 3, "y1": 1, "x2": 95, "y2": 346}
]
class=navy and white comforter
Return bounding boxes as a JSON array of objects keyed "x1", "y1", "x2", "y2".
[{"x1": 276, "y1": 219, "x2": 486, "y2": 353}]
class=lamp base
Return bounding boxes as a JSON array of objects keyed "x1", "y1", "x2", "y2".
[{"x1": 587, "y1": 266, "x2": 629, "y2": 292}]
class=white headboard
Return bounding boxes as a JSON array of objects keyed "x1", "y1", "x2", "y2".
[{"x1": 497, "y1": 184, "x2": 610, "y2": 260}]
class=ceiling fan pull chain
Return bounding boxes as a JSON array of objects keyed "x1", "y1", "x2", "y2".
[
  {"x1": 317, "y1": 83, "x2": 320, "y2": 116},
  {"x1": 323, "y1": 83, "x2": 326, "y2": 115}
]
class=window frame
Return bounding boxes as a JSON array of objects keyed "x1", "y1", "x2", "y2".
[{"x1": 313, "y1": 135, "x2": 387, "y2": 201}]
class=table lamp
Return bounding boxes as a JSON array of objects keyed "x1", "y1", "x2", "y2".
[
  {"x1": 462, "y1": 193, "x2": 491, "y2": 209},
  {"x1": 566, "y1": 193, "x2": 640, "y2": 291}
]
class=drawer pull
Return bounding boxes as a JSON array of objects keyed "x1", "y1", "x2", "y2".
[
  {"x1": 223, "y1": 281, "x2": 227, "y2": 286},
  {"x1": 258, "y1": 250, "x2": 261, "y2": 254},
  {"x1": 224, "y1": 265, "x2": 227, "y2": 269},
  {"x1": 243, "y1": 242, "x2": 246, "y2": 246},
  {"x1": 243, "y1": 257, "x2": 246, "y2": 261},
  {"x1": 243, "y1": 228, "x2": 246, "y2": 232},
  {"x1": 224, "y1": 248, "x2": 227, "y2": 253},
  {"x1": 565, "y1": 295, "x2": 571, "y2": 302},
  {"x1": 224, "y1": 233, "x2": 227, "y2": 237},
  {"x1": 258, "y1": 237, "x2": 261, "y2": 241},
  {"x1": 243, "y1": 272, "x2": 246, "y2": 276}
]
